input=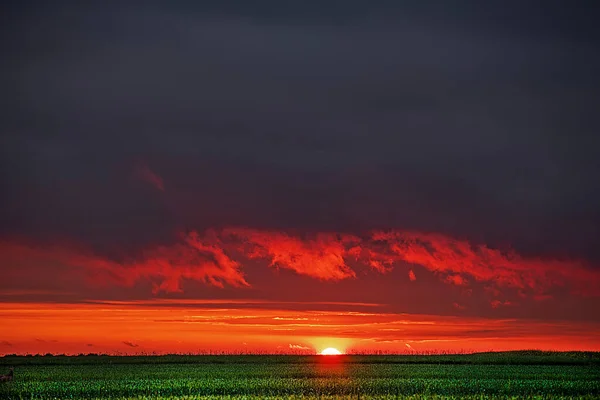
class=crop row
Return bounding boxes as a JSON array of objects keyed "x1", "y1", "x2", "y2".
[
  {"x1": 1, "y1": 362, "x2": 598, "y2": 399},
  {"x1": 2, "y1": 376, "x2": 599, "y2": 398}
]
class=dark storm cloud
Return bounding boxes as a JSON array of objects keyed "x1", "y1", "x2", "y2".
[{"x1": 1, "y1": 0, "x2": 599, "y2": 260}]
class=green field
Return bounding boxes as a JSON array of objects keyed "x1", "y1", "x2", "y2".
[{"x1": 1, "y1": 352, "x2": 599, "y2": 399}]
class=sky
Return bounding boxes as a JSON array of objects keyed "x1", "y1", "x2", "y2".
[{"x1": 1, "y1": 0, "x2": 600, "y2": 355}]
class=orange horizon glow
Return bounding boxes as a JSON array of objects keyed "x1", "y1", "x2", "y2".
[
  {"x1": 1, "y1": 301, "x2": 599, "y2": 356},
  {"x1": 2, "y1": 226, "x2": 600, "y2": 356}
]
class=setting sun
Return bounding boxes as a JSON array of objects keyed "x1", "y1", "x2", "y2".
[{"x1": 320, "y1": 347, "x2": 342, "y2": 355}]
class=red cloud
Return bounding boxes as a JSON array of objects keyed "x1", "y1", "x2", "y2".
[
  {"x1": 132, "y1": 161, "x2": 164, "y2": 191},
  {"x1": 1, "y1": 227, "x2": 598, "y2": 297},
  {"x1": 92, "y1": 232, "x2": 249, "y2": 291},
  {"x1": 445, "y1": 274, "x2": 467, "y2": 286},
  {"x1": 0, "y1": 235, "x2": 248, "y2": 294},
  {"x1": 370, "y1": 230, "x2": 599, "y2": 296},
  {"x1": 491, "y1": 300, "x2": 516, "y2": 309},
  {"x1": 224, "y1": 228, "x2": 359, "y2": 280},
  {"x1": 408, "y1": 269, "x2": 416, "y2": 281}
]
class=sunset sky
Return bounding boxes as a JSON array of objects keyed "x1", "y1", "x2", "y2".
[{"x1": 1, "y1": 1, "x2": 600, "y2": 355}]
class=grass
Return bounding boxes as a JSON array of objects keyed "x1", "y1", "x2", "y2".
[{"x1": 1, "y1": 352, "x2": 599, "y2": 399}]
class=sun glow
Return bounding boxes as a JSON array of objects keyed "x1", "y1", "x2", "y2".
[{"x1": 320, "y1": 347, "x2": 342, "y2": 355}]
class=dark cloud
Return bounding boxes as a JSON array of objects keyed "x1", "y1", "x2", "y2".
[
  {"x1": 122, "y1": 341, "x2": 139, "y2": 348},
  {"x1": 1, "y1": 2, "x2": 599, "y2": 297},
  {"x1": 132, "y1": 161, "x2": 164, "y2": 191}
]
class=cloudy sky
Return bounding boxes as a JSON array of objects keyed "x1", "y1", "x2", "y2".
[{"x1": 1, "y1": 0, "x2": 599, "y2": 354}]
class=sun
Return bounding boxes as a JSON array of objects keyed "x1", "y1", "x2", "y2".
[{"x1": 320, "y1": 347, "x2": 342, "y2": 355}]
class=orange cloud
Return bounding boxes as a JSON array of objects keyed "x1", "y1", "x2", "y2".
[{"x1": 289, "y1": 343, "x2": 311, "y2": 351}]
